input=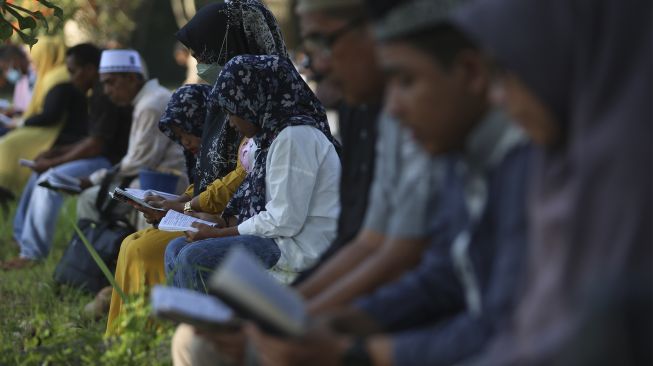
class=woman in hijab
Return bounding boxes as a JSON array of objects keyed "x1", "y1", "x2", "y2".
[
  {"x1": 0, "y1": 36, "x2": 68, "y2": 199},
  {"x1": 105, "y1": 84, "x2": 249, "y2": 333},
  {"x1": 165, "y1": 54, "x2": 342, "y2": 291},
  {"x1": 104, "y1": 0, "x2": 290, "y2": 333},
  {"x1": 450, "y1": 0, "x2": 652, "y2": 363},
  {"x1": 175, "y1": 0, "x2": 288, "y2": 195}
]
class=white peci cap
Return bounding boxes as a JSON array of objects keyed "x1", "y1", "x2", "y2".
[{"x1": 99, "y1": 49, "x2": 144, "y2": 75}]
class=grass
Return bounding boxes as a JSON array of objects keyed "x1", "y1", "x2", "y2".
[{"x1": 0, "y1": 198, "x2": 174, "y2": 365}]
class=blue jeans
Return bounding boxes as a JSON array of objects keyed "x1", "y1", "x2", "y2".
[
  {"x1": 165, "y1": 235, "x2": 281, "y2": 291},
  {"x1": 13, "y1": 157, "x2": 111, "y2": 259}
]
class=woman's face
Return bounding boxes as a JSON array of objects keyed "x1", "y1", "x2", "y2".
[
  {"x1": 170, "y1": 126, "x2": 202, "y2": 156},
  {"x1": 228, "y1": 114, "x2": 260, "y2": 138},
  {"x1": 490, "y1": 73, "x2": 560, "y2": 145}
]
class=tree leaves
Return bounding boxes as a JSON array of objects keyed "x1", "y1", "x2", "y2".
[{"x1": 0, "y1": 0, "x2": 65, "y2": 46}]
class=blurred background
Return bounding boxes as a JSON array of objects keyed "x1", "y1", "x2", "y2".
[{"x1": 1, "y1": 0, "x2": 300, "y2": 89}]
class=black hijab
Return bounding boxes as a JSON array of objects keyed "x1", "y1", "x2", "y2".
[
  {"x1": 176, "y1": 0, "x2": 288, "y2": 65},
  {"x1": 175, "y1": 0, "x2": 289, "y2": 195}
]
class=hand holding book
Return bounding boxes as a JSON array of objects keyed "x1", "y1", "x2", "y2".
[{"x1": 185, "y1": 222, "x2": 239, "y2": 242}]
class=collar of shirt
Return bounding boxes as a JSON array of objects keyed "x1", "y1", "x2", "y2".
[
  {"x1": 132, "y1": 78, "x2": 161, "y2": 107},
  {"x1": 464, "y1": 108, "x2": 527, "y2": 173}
]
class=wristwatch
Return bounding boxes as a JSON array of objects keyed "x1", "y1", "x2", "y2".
[
  {"x1": 342, "y1": 337, "x2": 372, "y2": 366},
  {"x1": 183, "y1": 201, "x2": 193, "y2": 213}
]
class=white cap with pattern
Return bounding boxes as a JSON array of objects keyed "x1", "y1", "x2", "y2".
[{"x1": 99, "y1": 49, "x2": 144, "y2": 75}]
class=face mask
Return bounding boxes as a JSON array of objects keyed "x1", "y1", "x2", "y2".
[
  {"x1": 5, "y1": 68, "x2": 21, "y2": 84},
  {"x1": 196, "y1": 63, "x2": 222, "y2": 85}
]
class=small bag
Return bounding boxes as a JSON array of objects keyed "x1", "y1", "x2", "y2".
[{"x1": 53, "y1": 173, "x2": 136, "y2": 293}]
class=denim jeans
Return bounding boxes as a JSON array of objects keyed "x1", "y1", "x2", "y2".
[
  {"x1": 165, "y1": 235, "x2": 281, "y2": 291},
  {"x1": 13, "y1": 157, "x2": 111, "y2": 259}
]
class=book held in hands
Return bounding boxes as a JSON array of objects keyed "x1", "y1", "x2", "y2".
[
  {"x1": 150, "y1": 285, "x2": 240, "y2": 331},
  {"x1": 209, "y1": 247, "x2": 308, "y2": 337},
  {"x1": 110, "y1": 187, "x2": 174, "y2": 212},
  {"x1": 36, "y1": 168, "x2": 82, "y2": 193},
  {"x1": 157, "y1": 209, "x2": 217, "y2": 232}
]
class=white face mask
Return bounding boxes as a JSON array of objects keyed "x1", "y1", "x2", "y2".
[
  {"x1": 196, "y1": 63, "x2": 223, "y2": 85},
  {"x1": 5, "y1": 68, "x2": 21, "y2": 84}
]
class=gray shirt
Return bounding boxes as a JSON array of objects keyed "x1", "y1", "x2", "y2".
[{"x1": 362, "y1": 114, "x2": 444, "y2": 238}]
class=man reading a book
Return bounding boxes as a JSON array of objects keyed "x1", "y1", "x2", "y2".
[
  {"x1": 74, "y1": 49, "x2": 187, "y2": 226},
  {"x1": 180, "y1": 1, "x2": 533, "y2": 365}
]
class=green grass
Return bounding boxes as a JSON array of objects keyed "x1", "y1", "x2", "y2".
[{"x1": 0, "y1": 198, "x2": 174, "y2": 365}]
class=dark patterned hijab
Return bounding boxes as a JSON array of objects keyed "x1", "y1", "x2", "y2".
[
  {"x1": 214, "y1": 55, "x2": 338, "y2": 222},
  {"x1": 176, "y1": 0, "x2": 289, "y2": 195},
  {"x1": 158, "y1": 84, "x2": 212, "y2": 181}
]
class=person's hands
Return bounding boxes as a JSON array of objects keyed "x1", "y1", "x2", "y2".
[
  {"x1": 31, "y1": 158, "x2": 56, "y2": 174},
  {"x1": 34, "y1": 149, "x2": 57, "y2": 161},
  {"x1": 139, "y1": 206, "x2": 166, "y2": 225},
  {"x1": 147, "y1": 197, "x2": 185, "y2": 213},
  {"x1": 79, "y1": 177, "x2": 93, "y2": 190},
  {"x1": 184, "y1": 223, "x2": 238, "y2": 242},
  {"x1": 188, "y1": 211, "x2": 222, "y2": 224},
  {"x1": 194, "y1": 326, "x2": 247, "y2": 365},
  {"x1": 245, "y1": 322, "x2": 350, "y2": 366}
]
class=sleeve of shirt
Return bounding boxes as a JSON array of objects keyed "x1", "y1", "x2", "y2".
[
  {"x1": 198, "y1": 165, "x2": 247, "y2": 214},
  {"x1": 116, "y1": 107, "x2": 171, "y2": 177},
  {"x1": 238, "y1": 127, "x2": 323, "y2": 238},
  {"x1": 391, "y1": 314, "x2": 493, "y2": 366},
  {"x1": 360, "y1": 118, "x2": 393, "y2": 234},
  {"x1": 183, "y1": 184, "x2": 194, "y2": 197},
  {"x1": 386, "y1": 139, "x2": 441, "y2": 238},
  {"x1": 23, "y1": 84, "x2": 70, "y2": 127},
  {"x1": 353, "y1": 229, "x2": 466, "y2": 332}
]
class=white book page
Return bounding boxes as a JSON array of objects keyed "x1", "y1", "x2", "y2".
[
  {"x1": 112, "y1": 188, "x2": 166, "y2": 212},
  {"x1": 124, "y1": 188, "x2": 179, "y2": 201},
  {"x1": 158, "y1": 210, "x2": 216, "y2": 232},
  {"x1": 151, "y1": 286, "x2": 234, "y2": 325},
  {"x1": 210, "y1": 248, "x2": 307, "y2": 336}
]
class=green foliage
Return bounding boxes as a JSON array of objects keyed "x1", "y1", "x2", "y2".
[
  {"x1": 0, "y1": 1, "x2": 65, "y2": 47},
  {"x1": 0, "y1": 198, "x2": 173, "y2": 365}
]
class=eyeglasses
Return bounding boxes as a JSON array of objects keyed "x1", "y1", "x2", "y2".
[{"x1": 301, "y1": 17, "x2": 365, "y2": 59}]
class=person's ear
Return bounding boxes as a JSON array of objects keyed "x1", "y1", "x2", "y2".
[{"x1": 455, "y1": 49, "x2": 490, "y2": 97}]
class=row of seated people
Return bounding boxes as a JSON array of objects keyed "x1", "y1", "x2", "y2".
[{"x1": 1, "y1": 0, "x2": 650, "y2": 365}]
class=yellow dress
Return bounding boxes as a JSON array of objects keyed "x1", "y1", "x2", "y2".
[
  {"x1": 0, "y1": 36, "x2": 68, "y2": 194},
  {"x1": 106, "y1": 164, "x2": 247, "y2": 334}
]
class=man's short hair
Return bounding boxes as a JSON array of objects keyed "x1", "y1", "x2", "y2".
[
  {"x1": 0, "y1": 45, "x2": 27, "y2": 62},
  {"x1": 393, "y1": 24, "x2": 478, "y2": 70},
  {"x1": 66, "y1": 43, "x2": 102, "y2": 68}
]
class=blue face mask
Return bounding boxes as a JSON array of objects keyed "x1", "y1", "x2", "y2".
[
  {"x1": 196, "y1": 63, "x2": 223, "y2": 85},
  {"x1": 5, "y1": 68, "x2": 21, "y2": 84}
]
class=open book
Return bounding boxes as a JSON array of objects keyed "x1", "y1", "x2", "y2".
[
  {"x1": 122, "y1": 188, "x2": 180, "y2": 202},
  {"x1": 158, "y1": 209, "x2": 217, "y2": 232},
  {"x1": 151, "y1": 285, "x2": 240, "y2": 331},
  {"x1": 209, "y1": 248, "x2": 307, "y2": 337},
  {"x1": 37, "y1": 169, "x2": 82, "y2": 193},
  {"x1": 110, "y1": 187, "x2": 168, "y2": 212}
]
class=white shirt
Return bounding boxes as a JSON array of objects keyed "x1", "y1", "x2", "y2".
[
  {"x1": 237, "y1": 125, "x2": 341, "y2": 283},
  {"x1": 90, "y1": 79, "x2": 187, "y2": 189}
]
